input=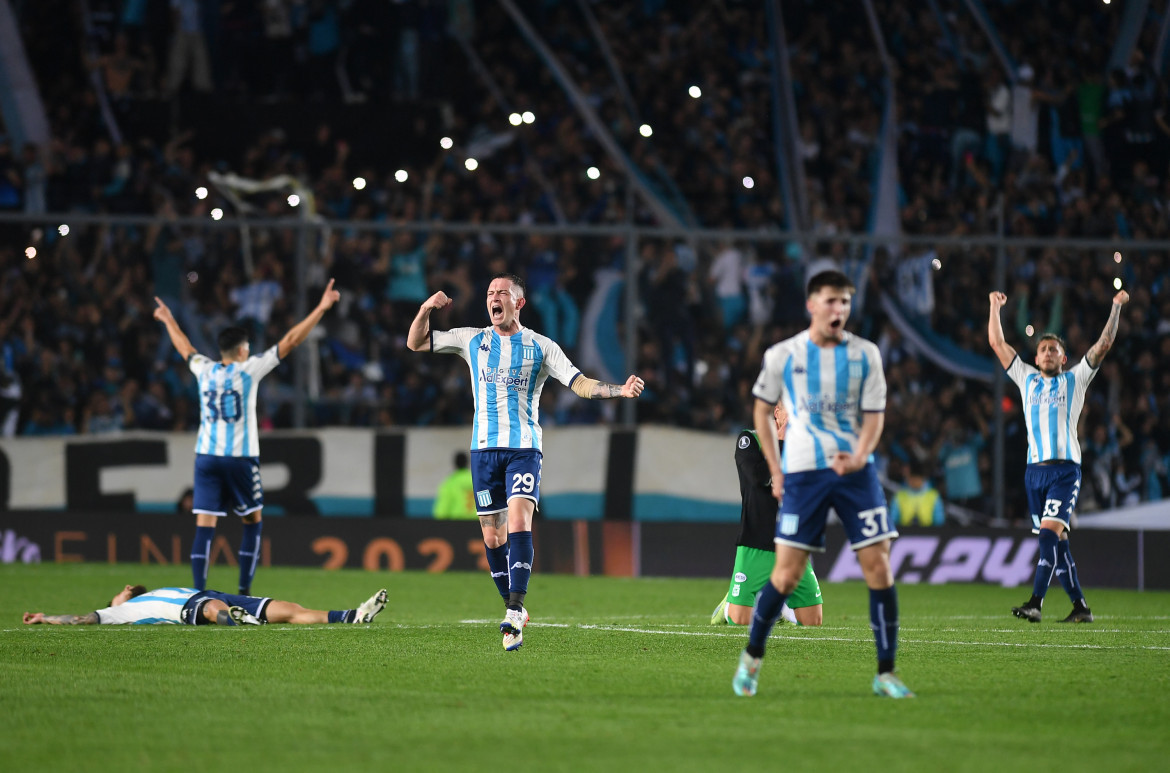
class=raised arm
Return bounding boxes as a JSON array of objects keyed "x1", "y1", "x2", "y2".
[
  {"x1": 153, "y1": 297, "x2": 197, "y2": 360},
  {"x1": 406, "y1": 291, "x2": 453, "y2": 352},
  {"x1": 1084, "y1": 290, "x2": 1129, "y2": 368},
  {"x1": 277, "y1": 279, "x2": 341, "y2": 360},
  {"x1": 23, "y1": 611, "x2": 100, "y2": 625},
  {"x1": 570, "y1": 374, "x2": 645, "y2": 399},
  {"x1": 987, "y1": 291, "x2": 1017, "y2": 369}
]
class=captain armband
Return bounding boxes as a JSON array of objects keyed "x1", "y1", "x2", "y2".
[{"x1": 572, "y1": 376, "x2": 600, "y2": 398}]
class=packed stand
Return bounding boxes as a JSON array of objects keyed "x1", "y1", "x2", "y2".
[{"x1": 2, "y1": 1, "x2": 1169, "y2": 520}]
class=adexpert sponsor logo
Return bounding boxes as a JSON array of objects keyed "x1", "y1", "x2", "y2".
[{"x1": 479, "y1": 367, "x2": 530, "y2": 389}]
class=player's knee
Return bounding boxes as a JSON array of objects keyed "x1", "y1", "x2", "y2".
[
  {"x1": 797, "y1": 606, "x2": 823, "y2": 627},
  {"x1": 727, "y1": 605, "x2": 753, "y2": 625},
  {"x1": 770, "y1": 568, "x2": 800, "y2": 594},
  {"x1": 203, "y1": 600, "x2": 228, "y2": 623}
]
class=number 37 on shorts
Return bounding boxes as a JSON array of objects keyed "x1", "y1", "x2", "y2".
[{"x1": 469, "y1": 449, "x2": 543, "y2": 514}]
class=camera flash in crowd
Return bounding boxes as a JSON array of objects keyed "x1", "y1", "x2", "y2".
[
  {"x1": 288, "y1": 194, "x2": 300, "y2": 207},
  {"x1": 25, "y1": 246, "x2": 36, "y2": 259},
  {"x1": 1114, "y1": 251, "x2": 1122, "y2": 263},
  {"x1": 440, "y1": 137, "x2": 453, "y2": 150},
  {"x1": 639, "y1": 124, "x2": 653, "y2": 137},
  {"x1": 465, "y1": 158, "x2": 479, "y2": 171},
  {"x1": 1025, "y1": 324, "x2": 1035, "y2": 336},
  {"x1": 586, "y1": 167, "x2": 600, "y2": 180},
  {"x1": 522, "y1": 111, "x2": 535, "y2": 124},
  {"x1": 353, "y1": 177, "x2": 366, "y2": 190},
  {"x1": 58, "y1": 224, "x2": 70, "y2": 237},
  {"x1": 395, "y1": 169, "x2": 408, "y2": 183},
  {"x1": 187, "y1": 272, "x2": 198, "y2": 284},
  {"x1": 932, "y1": 258, "x2": 942, "y2": 270},
  {"x1": 210, "y1": 208, "x2": 223, "y2": 220},
  {"x1": 742, "y1": 176, "x2": 754, "y2": 189},
  {"x1": 688, "y1": 85, "x2": 702, "y2": 98},
  {"x1": 1114, "y1": 278, "x2": 1123, "y2": 290},
  {"x1": 509, "y1": 113, "x2": 522, "y2": 126},
  {"x1": 195, "y1": 186, "x2": 208, "y2": 200}
]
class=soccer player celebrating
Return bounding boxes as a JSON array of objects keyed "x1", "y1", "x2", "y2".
[
  {"x1": 711, "y1": 402, "x2": 824, "y2": 627},
  {"x1": 988, "y1": 288, "x2": 1129, "y2": 623},
  {"x1": 23, "y1": 584, "x2": 387, "y2": 626},
  {"x1": 732, "y1": 270, "x2": 913, "y2": 699},
  {"x1": 154, "y1": 279, "x2": 341, "y2": 594},
  {"x1": 407, "y1": 273, "x2": 644, "y2": 651}
]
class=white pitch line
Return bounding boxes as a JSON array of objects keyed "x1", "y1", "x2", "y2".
[{"x1": 8, "y1": 622, "x2": 1170, "y2": 651}]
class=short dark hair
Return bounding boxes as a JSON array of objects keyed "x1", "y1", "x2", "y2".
[
  {"x1": 490, "y1": 272, "x2": 526, "y2": 300},
  {"x1": 107, "y1": 584, "x2": 147, "y2": 608},
  {"x1": 1037, "y1": 333, "x2": 1066, "y2": 353},
  {"x1": 454, "y1": 451, "x2": 469, "y2": 469},
  {"x1": 217, "y1": 326, "x2": 249, "y2": 356},
  {"x1": 806, "y1": 270, "x2": 855, "y2": 298}
]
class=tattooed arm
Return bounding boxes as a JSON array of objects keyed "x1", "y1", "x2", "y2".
[
  {"x1": 571, "y1": 374, "x2": 646, "y2": 399},
  {"x1": 23, "y1": 611, "x2": 100, "y2": 625},
  {"x1": 1085, "y1": 291, "x2": 1130, "y2": 368}
]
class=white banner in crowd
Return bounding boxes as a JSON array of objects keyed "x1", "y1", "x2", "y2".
[{"x1": 0, "y1": 427, "x2": 743, "y2": 520}]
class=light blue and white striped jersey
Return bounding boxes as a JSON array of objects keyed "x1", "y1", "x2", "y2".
[
  {"x1": 752, "y1": 330, "x2": 886, "y2": 474},
  {"x1": 432, "y1": 326, "x2": 580, "y2": 451},
  {"x1": 95, "y1": 587, "x2": 199, "y2": 625},
  {"x1": 1006, "y1": 356, "x2": 1097, "y2": 465},
  {"x1": 189, "y1": 347, "x2": 280, "y2": 457}
]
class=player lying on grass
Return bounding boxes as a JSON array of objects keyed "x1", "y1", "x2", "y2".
[{"x1": 22, "y1": 585, "x2": 388, "y2": 626}]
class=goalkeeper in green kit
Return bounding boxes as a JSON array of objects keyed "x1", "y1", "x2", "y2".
[{"x1": 711, "y1": 403, "x2": 823, "y2": 626}]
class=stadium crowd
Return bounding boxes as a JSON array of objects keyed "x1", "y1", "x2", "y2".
[{"x1": 2, "y1": 0, "x2": 1169, "y2": 519}]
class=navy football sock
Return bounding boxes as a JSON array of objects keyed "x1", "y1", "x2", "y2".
[
  {"x1": 239, "y1": 520, "x2": 263, "y2": 594},
  {"x1": 328, "y1": 610, "x2": 355, "y2": 624},
  {"x1": 485, "y1": 542, "x2": 510, "y2": 600},
  {"x1": 507, "y1": 531, "x2": 534, "y2": 607},
  {"x1": 745, "y1": 581, "x2": 788, "y2": 658},
  {"x1": 870, "y1": 585, "x2": 899, "y2": 674},
  {"x1": 191, "y1": 526, "x2": 215, "y2": 590},
  {"x1": 1056, "y1": 538, "x2": 1085, "y2": 604},
  {"x1": 1031, "y1": 529, "x2": 1059, "y2": 601}
]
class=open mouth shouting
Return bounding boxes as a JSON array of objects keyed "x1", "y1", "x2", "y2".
[{"x1": 490, "y1": 301, "x2": 504, "y2": 322}]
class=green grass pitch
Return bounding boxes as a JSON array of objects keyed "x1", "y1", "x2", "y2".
[{"x1": 2, "y1": 563, "x2": 1168, "y2": 772}]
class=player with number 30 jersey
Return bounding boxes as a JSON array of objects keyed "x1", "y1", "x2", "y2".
[
  {"x1": 190, "y1": 346, "x2": 280, "y2": 457},
  {"x1": 154, "y1": 280, "x2": 342, "y2": 595}
]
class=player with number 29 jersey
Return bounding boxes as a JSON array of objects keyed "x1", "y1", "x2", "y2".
[
  {"x1": 431, "y1": 326, "x2": 580, "y2": 453},
  {"x1": 189, "y1": 347, "x2": 280, "y2": 457}
]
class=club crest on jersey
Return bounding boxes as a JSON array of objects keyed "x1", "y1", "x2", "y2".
[
  {"x1": 849, "y1": 359, "x2": 863, "y2": 379},
  {"x1": 521, "y1": 345, "x2": 538, "y2": 360},
  {"x1": 738, "y1": 435, "x2": 751, "y2": 449}
]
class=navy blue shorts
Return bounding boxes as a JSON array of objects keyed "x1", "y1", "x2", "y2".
[
  {"x1": 1024, "y1": 462, "x2": 1082, "y2": 534},
  {"x1": 469, "y1": 449, "x2": 543, "y2": 514},
  {"x1": 181, "y1": 591, "x2": 273, "y2": 625},
  {"x1": 193, "y1": 454, "x2": 263, "y2": 517},
  {"x1": 775, "y1": 464, "x2": 897, "y2": 552}
]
